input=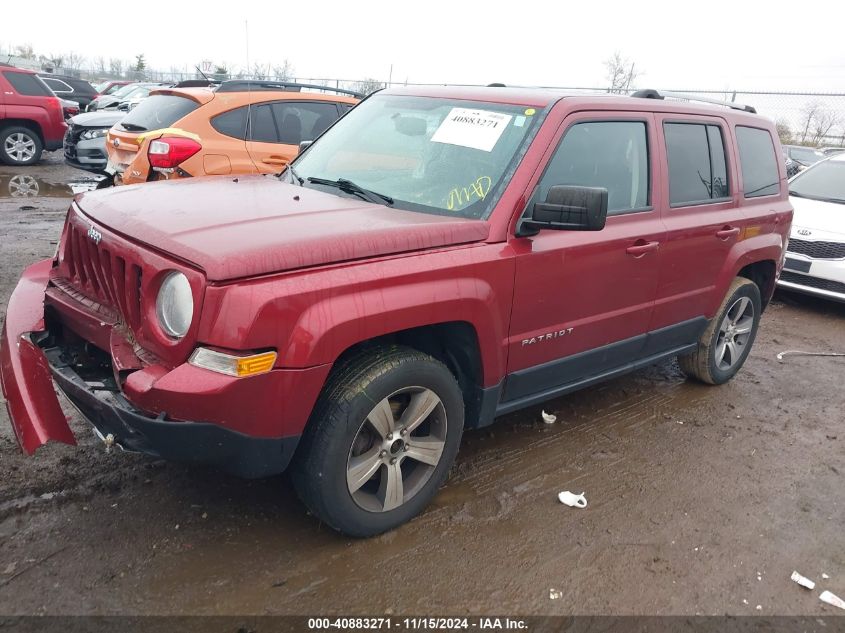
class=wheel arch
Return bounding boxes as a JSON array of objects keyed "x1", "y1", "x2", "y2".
[{"x1": 0, "y1": 119, "x2": 45, "y2": 145}]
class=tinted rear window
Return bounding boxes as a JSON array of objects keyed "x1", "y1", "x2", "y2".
[
  {"x1": 3, "y1": 71, "x2": 53, "y2": 97},
  {"x1": 736, "y1": 126, "x2": 780, "y2": 198},
  {"x1": 117, "y1": 95, "x2": 199, "y2": 132},
  {"x1": 664, "y1": 123, "x2": 730, "y2": 205}
]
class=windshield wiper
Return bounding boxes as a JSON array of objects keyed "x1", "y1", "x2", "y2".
[
  {"x1": 287, "y1": 164, "x2": 304, "y2": 185},
  {"x1": 790, "y1": 190, "x2": 845, "y2": 204},
  {"x1": 119, "y1": 123, "x2": 147, "y2": 132},
  {"x1": 306, "y1": 177, "x2": 394, "y2": 206}
]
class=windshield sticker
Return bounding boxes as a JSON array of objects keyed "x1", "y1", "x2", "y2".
[
  {"x1": 514, "y1": 115, "x2": 526, "y2": 128},
  {"x1": 524, "y1": 108, "x2": 536, "y2": 116},
  {"x1": 446, "y1": 176, "x2": 493, "y2": 211},
  {"x1": 431, "y1": 108, "x2": 512, "y2": 152}
]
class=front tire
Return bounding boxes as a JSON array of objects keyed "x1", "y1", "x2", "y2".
[
  {"x1": 0, "y1": 126, "x2": 43, "y2": 166},
  {"x1": 679, "y1": 277, "x2": 761, "y2": 385},
  {"x1": 291, "y1": 346, "x2": 464, "y2": 537}
]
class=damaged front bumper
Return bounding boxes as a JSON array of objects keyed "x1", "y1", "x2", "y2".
[
  {"x1": 1, "y1": 259, "x2": 76, "y2": 453},
  {"x1": 1, "y1": 259, "x2": 298, "y2": 478}
]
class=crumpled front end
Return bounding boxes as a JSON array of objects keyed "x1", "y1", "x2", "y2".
[{"x1": 0, "y1": 259, "x2": 76, "y2": 453}]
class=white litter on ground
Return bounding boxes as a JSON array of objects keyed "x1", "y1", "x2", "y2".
[
  {"x1": 549, "y1": 588, "x2": 562, "y2": 600},
  {"x1": 822, "y1": 573, "x2": 830, "y2": 579},
  {"x1": 776, "y1": 350, "x2": 845, "y2": 362},
  {"x1": 820, "y1": 590, "x2": 845, "y2": 611},
  {"x1": 541, "y1": 410, "x2": 557, "y2": 424},
  {"x1": 790, "y1": 571, "x2": 815, "y2": 590},
  {"x1": 558, "y1": 491, "x2": 587, "y2": 508}
]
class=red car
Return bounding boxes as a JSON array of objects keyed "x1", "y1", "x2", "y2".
[
  {"x1": 1, "y1": 85, "x2": 791, "y2": 536},
  {"x1": 0, "y1": 65, "x2": 67, "y2": 165}
]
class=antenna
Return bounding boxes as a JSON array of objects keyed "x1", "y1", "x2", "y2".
[{"x1": 195, "y1": 65, "x2": 211, "y2": 82}]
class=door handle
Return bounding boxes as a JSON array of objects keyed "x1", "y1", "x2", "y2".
[
  {"x1": 716, "y1": 226, "x2": 741, "y2": 240},
  {"x1": 262, "y1": 156, "x2": 288, "y2": 165},
  {"x1": 626, "y1": 240, "x2": 660, "y2": 257}
]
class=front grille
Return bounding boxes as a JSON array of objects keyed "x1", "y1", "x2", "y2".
[
  {"x1": 780, "y1": 270, "x2": 845, "y2": 295},
  {"x1": 787, "y1": 237, "x2": 845, "y2": 259},
  {"x1": 63, "y1": 123, "x2": 85, "y2": 160},
  {"x1": 62, "y1": 222, "x2": 144, "y2": 330}
]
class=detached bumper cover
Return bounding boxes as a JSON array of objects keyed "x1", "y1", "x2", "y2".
[
  {"x1": 0, "y1": 259, "x2": 75, "y2": 453},
  {"x1": 45, "y1": 347, "x2": 298, "y2": 478},
  {"x1": 1, "y1": 259, "x2": 299, "y2": 477}
]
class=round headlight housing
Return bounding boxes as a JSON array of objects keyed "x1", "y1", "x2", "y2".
[{"x1": 156, "y1": 272, "x2": 193, "y2": 338}]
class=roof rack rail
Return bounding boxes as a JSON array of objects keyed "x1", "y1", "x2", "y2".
[
  {"x1": 217, "y1": 80, "x2": 363, "y2": 98},
  {"x1": 173, "y1": 79, "x2": 220, "y2": 88},
  {"x1": 630, "y1": 88, "x2": 757, "y2": 114}
]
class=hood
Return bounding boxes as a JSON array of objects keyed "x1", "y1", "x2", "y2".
[
  {"x1": 789, "y1": 195, "x2": 845, "y2": 240},
  {"x1": 70, "y1": 110, "x2": 124, "y2": 128},
  {"x1": 76, "y1": 176, "x2": 490, "y2": 281}
]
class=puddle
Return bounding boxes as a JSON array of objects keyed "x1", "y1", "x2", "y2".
[{"x1": 0, "y1": 173, "x2": 106, "y2": 199}]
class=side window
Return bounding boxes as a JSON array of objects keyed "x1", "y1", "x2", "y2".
[
  {"x1": 249, "y1": 104, "x2": 278, "y2": 143},
  {"x1": 3, "y1": 71, "x2": 52, "y2": 97},
  {"x1": 211, "y1": 106, "x2": 248, "y2": 140},
  {"x1": 270, "y1": 102, "x2": 340, "y2": 145},
  {"x1": 736, "y1": 126, "x2": 780, "y2": 198},
  {"x1": 538, "y1": 121, "x2": 649, "y2": 214},
  {"x1": 664, "y1": 122, "x2": 730, "y2": 205},
  {"x1": 42, "y1": 78, "x2": 73, "y2": 93}
]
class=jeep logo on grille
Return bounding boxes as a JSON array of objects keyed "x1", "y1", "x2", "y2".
[{"x1": 87, "y1": 226, "x2": 102, "y2": 245}]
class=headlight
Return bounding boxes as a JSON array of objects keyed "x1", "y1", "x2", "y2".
[
  {"x1": 80, "y1": 128, "x2": 108, "y2": 140},
  {"x1": 156, "y1": 272, "x2": 193, "y2": 338}
]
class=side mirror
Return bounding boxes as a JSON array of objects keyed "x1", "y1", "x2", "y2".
[
  {"x1": 518, "y1": 185, "x2": 608, "y2": 235},
  {"x1": 298, "y1": 141, "x2": 312, "y2": 155}
]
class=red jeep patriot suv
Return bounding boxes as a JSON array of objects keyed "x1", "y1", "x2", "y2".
[{"x1": 1, "y1": 86, "x2": 791, "y2": 536}]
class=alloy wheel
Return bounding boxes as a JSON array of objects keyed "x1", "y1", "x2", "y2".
[
  {"x1": 715, "y1": 296, "x2": 754, "y2": 371},
  {"x1": 346, "y1": 387, "x2": 447, "y2": 513},
  {"x1": 4, "y1": 132, "x2": 36, "y2": 163}
]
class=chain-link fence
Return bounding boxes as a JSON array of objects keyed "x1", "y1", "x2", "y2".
[{"x1": 10, "y1": 53, "x2": 845, "y2": 148}]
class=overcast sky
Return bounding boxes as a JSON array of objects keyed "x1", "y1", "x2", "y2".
[{"x1": 2, "y1": 0, "x2": 844, "y2": 92}]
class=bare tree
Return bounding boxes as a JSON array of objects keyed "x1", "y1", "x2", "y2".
[
  {"x1": 252, "y1": 62, "x2": 269, "y2": 80},
  {"x1": 351, "y1": 78, "x2": 385, "y2": 95},
  {"x1": 94, "y1": 56, "x2": 107, "y2": 75},
  {"x1": 109, "y1": 58, "x2": 124, "y2": 78},
  {"x1": 604, "y1": 51, "x2": 640, "y2": 94},
  {"x1": 272, "y1": 59, "x2": 295, "y2": 81},
  {"x1": 65, "y1": 51, "x2": 86, "y2": 72},
  {"x1": 810, "y1": 109, "x2": 839, "y2": 146},
  {"x1": 798, "y1": 101, "x2": 839, "y2": 146},
  {"x1": 15, "y1": 43, "x2": 35, "y2": 59},
  {"x1": 775, "y1": 119, "x2": 793, "y2": 145}
]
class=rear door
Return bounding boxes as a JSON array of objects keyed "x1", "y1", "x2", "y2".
[
  {"x1": 649, "y1": 115, "x2": 744, "y2": 331},
  {"x1": 246, "y1": 100, "x2": 341, "y2": 172},
  {"x1": 505, "y1": 111, "x2": 664, "y2": 403}
]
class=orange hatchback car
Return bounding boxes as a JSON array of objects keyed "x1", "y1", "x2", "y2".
[{"x1": 105, "y1": 81, "x2": 360, "y2": 185}]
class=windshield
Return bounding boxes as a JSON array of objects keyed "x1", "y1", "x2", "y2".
[
  {"x1": 789, "y1": 159, "x2": 845, "y2": 203},
  {"x1": 789, "y1": 146, "x2": 826, "y2": 165},
  {"x1": 110, "y1": 83, "x2": 138, "y2": 98},
  {"x1": 291, "y1": 95, "x2": 541, "y2": 218}
]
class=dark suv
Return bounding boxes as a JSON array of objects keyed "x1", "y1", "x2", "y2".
[
  {"x1": 1, "y1": 86, "x2": 791, "y2": 536},
  {"x1": 0, "y1": 65, "x2": 67, "y2": 165}
]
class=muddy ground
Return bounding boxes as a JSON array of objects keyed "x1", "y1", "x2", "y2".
[{"x1": 0, "y1": 155, "x2": 842, "y2": 617}]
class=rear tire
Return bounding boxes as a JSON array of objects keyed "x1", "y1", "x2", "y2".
[
  {"x1": 291, "y1": 346, "x2": 464, "y2": 537},
  {"x1": 0, "y1": 126, "x2": 43, "y2": 166},
  {"x1": 679, "y1": 277, "x2": 761, "y2": 385}
]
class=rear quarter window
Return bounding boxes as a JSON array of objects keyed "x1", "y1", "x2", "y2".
[
  {"x1": 211, "y1": 106, "x2": 248, "y2": 140},
  {"x1": 736, "y1": 126, "x2": 780, "y2": 198},
  {"x1": 3, "y1": 71, "x2": 53, "y2": 97},
  {"x1": 117, "y1": 95, "x2": 199, "y2": 132}
]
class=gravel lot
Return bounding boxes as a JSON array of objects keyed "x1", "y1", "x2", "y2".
[{"x1": 0, "y1": 154, "x2": 843, "y2": 616}]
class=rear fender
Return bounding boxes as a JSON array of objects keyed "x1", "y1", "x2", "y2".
[{"x1": 709, "y1": 232, "x2": 785, "y2": 316}]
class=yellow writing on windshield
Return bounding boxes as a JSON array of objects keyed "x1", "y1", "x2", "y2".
[{"x1": 446, "y1": 176, "x2": 492, "y2": 211}]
